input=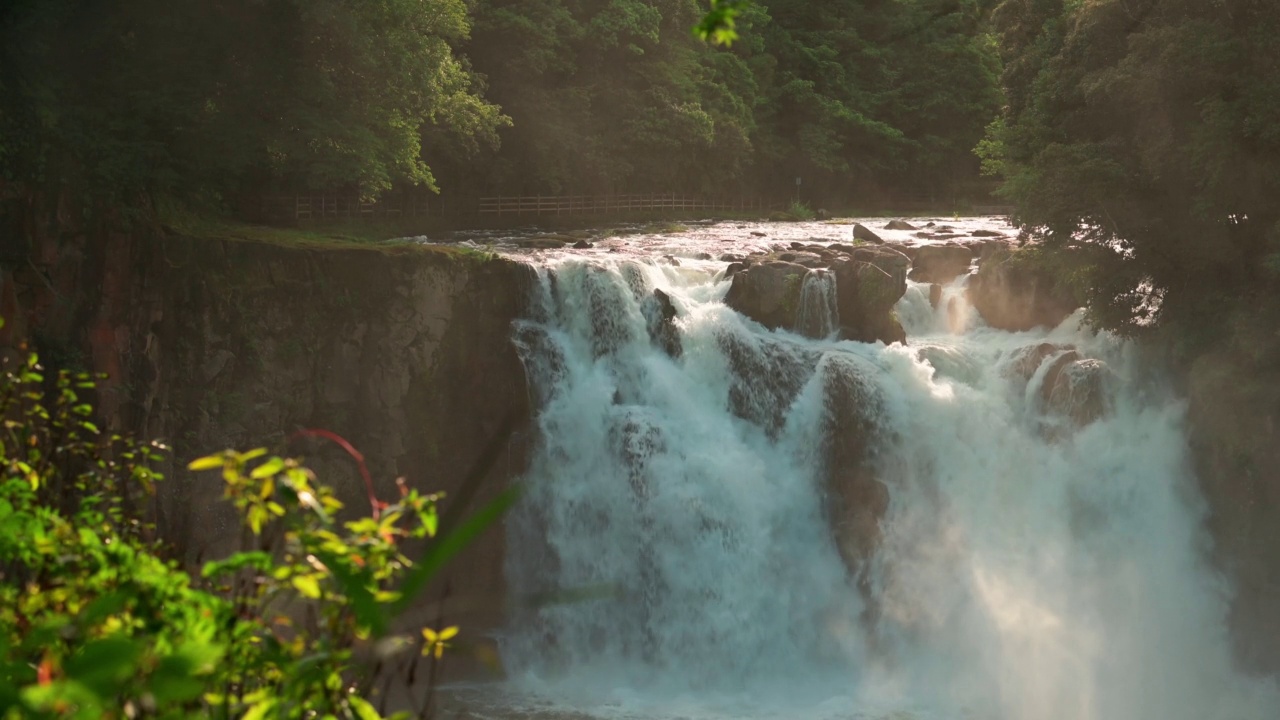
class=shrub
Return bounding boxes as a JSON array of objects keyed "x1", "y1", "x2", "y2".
[{"x1": 0, "y1": 334, "x2": 510, "y2": 719}]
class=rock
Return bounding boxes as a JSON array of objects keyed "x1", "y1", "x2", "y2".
[
  {"x1": 1187, "y1": 351, "x2": 1280, "y2": 674},
  {"x1": 790, "y1": 241, "x2": 807, "y2": 250},
  {"x1": 719, "y1": 330, "x2": 822, "y2": 435},
  {"x1": 750, "y1": 231, "x2": 767, "y2": 237},
  {"x1": 725, "y1": 262, "x2": 747, "y2": 278},
  {"x1": 1042, "y1": 357, "x2": 1113, "y2": 427},
  {"x1": 909, "y1": 244, "x2": 973, "y2": 284},
  {"x1": 719, "y1": 254, "x2": 744, "y2": 263},
  {"x1": 200, "y1": 349, "x2": 236, "y2": 382},
  {"x1": 970, "y1": 239, "x2": 1012, "y2": 261},
  {"x1": 724, "y1": 261, "x2": 811, "y2": 331},
  {"x1": 515, "y1": 237, "x2": 566, "y2": 249},
  {"x1": 652, "y1": 288, "x2": 677, "y2": 321},
  {"x1": 929, "y1": 284, "x2": 942, "y2": 309},
  {"x1": 848, "y1": 244, "x2": 911, "y2": 270},
  {"x1": 643, "y1": 289, "x2": 682, "y2": 358},
  {"x1": 884, "y1": 219, "x2": 917, "y2": 231},
  {"x1": 893, "y1": 244, "x2": 920, "y2": 261},
  {"x1": 833, "y1": 256, "x2": 908, "y2": 345},
  {"x1": 820, "y1": 354, "x2": 890, "y2": 590},
  {"x1": 1004, "y1": 343, "x2": 1075, "y2": 384},
  {"x1": 925, "y1": 221, "x2": 937, "y2": 228},
  {"x1": 782, "y1": 252, "x2": 826, "y2": 268},
  {"x1": 693, "y1": 252, "x2": 713, "y2": 261},
  {"x1": 968, "y1": 249, "x2": 1080, "y2": 331},
  {"x1": 661, "y1": 255, "x2": 681, "y2": 266},
  {"x1": 572, "y1": 240, "x2": 594, "y2": 249},
  {"x1": 970, "y1": 229, "x2": 1005, "y2": 238},
  {"x1": 852, "y1": 223, "x2": 884, "y2": 244}
]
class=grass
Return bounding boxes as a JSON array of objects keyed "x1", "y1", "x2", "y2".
[{"x1": 155, "y1": 201, "x2": 489, "y2": 258}]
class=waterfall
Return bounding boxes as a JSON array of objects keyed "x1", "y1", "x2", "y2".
[
  {"x1": 796, "y1": 269, "x2": 838, "y2": 339},
  {"x1": 493, "y1": 255, "x2": 1279, "y2": 720}
]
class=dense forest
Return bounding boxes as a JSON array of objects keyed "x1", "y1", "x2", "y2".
[
  {"x1": 981, "y1": 0, "x2": 1280, "y2": 351},
  {"x1": 2, "y1": 0, "x2": 1276, "y2": 355},
  {"x1": 0, "y1": 0, "x2": 1001, "y2": 210}
]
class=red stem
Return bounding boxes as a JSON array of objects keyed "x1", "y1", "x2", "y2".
[{"x1": 289, "y1": 429, "x2": 384, "y2": 519}]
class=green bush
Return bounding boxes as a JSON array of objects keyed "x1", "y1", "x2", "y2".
[
  {"x1": 786, "y1": 201, "x2": 816, "y2": 221},
  {"x1": 0, "y1": 337, "x2": 509, "y2": 719}
]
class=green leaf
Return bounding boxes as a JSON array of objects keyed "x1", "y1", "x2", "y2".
[
  {"x1": 202, "y1": 550, "x2": 273, "y2": 579},
  {"x1": 292, "y1": 574, "x2": 323, "y2": 599},
  {"x1": 64, "y1": 637, "x2": 142, "y2": 697},
  {"x1": 349, "y1": 695, "x2": 382, "y2": 720},
  {"x1": 250, "y1": 457, "x2": 285, "y2": 479},
  {"x1": 392, "y1": 485, "x2": 521, "y2": 616},
  {"x1": 312, "y1": 549, "x2": 386, "y2": 636},
  {"x1": 187, "y1": 454, "x2": 225, "y2": 471},
  {"x1": 147, "y1": 655, "x2": 205, "y2": 703}
]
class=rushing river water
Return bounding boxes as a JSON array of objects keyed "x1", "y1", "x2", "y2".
[{"x1": 439, "y1": 218, "x2": 1280, "y2": 720}]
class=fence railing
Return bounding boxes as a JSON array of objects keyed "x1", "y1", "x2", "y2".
[
  {"x1": 260, "y1": 193, "x2": 438, "y2": 223},
  {"x1": 477, "y1": 194, "x2": 767, "y2": 216},
  {"x1": 260, "y1": 192, "x2": 768, "y2": 222}
]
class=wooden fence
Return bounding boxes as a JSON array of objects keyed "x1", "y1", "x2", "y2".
[
  {"x1": 260, "y1": 192, "x2": 438, "y2": 223},
  {"x1": 260, "y1": 192, "x2": 768, "y2": 222},
  {"x1": 477, "y1": 193, "x2": 768, "y2": 216}
]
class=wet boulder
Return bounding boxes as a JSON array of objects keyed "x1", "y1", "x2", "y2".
[
  {"x1": 1004, "y1": 343, "x2": 1076, "y2": 385},
  {"x1": 724, "y1": 261, "x2": 810, "y2": 331},
  {"x1": 929, "y1": 284, "x2": 942, "y2": 309},
  {"x1": 909, "y1": 244, "x2": 974, "y2": 284},
  {"x1": 777, "y1": 251, "x2": 826, "y2": 268},
  {"x1": 573, "y1": 240, "x2": 595, "y2": 249},
  {"x1": 1042, "y1": 357, "x2": 1113, "y2": 427},
  {"x1": 884, "y1": 219, "x2": 918, "y2": 231},
  {"x1": 641, "y1": 289, "x2": 682, "y2": 359},
  {"x1": 968, "y1": 249, "x2": 1080, "y2": 331},
  {"x1": 852, "y1": 223, "x2": 884, "y2": 244},
  {"x1": 833, "y1": 257, "x2": 908, "y2": 345},
  {"x1": 820, "y1": 354, "x2": 890, "y2": 587},
  {"x1": 848, "y1": 244, "x2": 911, "y2": 273},
  {"x1": 718, "y1": 330, "x2": 821, "y2": 435}
]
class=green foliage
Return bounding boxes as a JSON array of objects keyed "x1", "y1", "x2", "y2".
[
  {"x1": 694, "y1": 0, "x2": 750, "y2": 46},
  {"x1": 435, "y1": 0, "x2": 1004, "y2": 202},
  {"x1": 0, "y1": 0, "x2": 507, "y2": 203},
  {"x1": 986, "y1": 0, "x2": 1280, "y2": 341},
  {"x1": 780, "y1": 200, "x2": 815, "y2": 221},
  {"x1": 0, "y1": 343, "x2": 496, "y2": 719},
  {"x1": 2, "y1": 0, "x2": 1004, "y2": 214}
]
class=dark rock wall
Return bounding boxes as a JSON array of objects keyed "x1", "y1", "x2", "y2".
[
  {"x1": 1186, "y1": 351, "x2": 1280, "y2": 676},
  {"x1": 2, "y1": 216, "x2": 535, "y2": 645}
]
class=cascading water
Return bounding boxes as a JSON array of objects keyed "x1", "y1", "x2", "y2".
[
  {"x1": 796, "y1": 269, "x2": 839, "y2": 339},
  {"x1": 482, "y1": 222, "x2": 1279, "y2": 720}
]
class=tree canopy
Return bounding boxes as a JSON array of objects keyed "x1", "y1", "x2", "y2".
[
  {"x1": 1, "y1": 0, "x2": 1003, "y2": 210},
  {"x1": 982, "y1": 0, "x2": 1280, "y2": 341}
]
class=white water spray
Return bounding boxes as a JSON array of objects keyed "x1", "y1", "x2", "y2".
[{"x1": 489, "y1": 226, "x2": 1279, "y2": 720}]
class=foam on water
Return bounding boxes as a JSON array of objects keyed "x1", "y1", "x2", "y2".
[{"x1": 478, "y1": 219, "x2": 1278, "y2": 720}]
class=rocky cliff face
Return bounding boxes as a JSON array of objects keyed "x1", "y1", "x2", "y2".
[
  {"x1": 1186, "y1": 350, "x2": 1280, "y2": 676},
  {"x1": 1, "y1": 217, "x2": 535, "y2": 644}
]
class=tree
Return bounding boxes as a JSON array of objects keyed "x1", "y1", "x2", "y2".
[
  {"x1": 983, "y1": 0, "x2": 1280, "y2": 338},
  {"x1": 0, "y1": 0, "x2": 506, "y2": 205}
]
